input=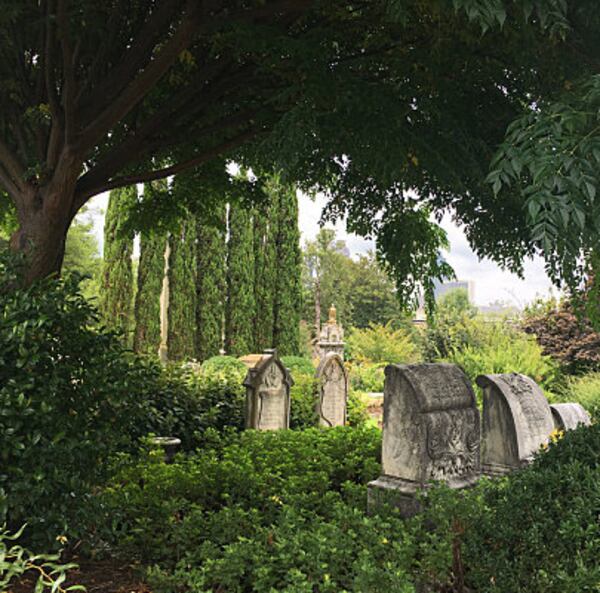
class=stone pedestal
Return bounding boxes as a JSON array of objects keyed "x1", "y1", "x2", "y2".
[
  {"x1": 241, "y1": 349, "x2": 293, "y2": 431},
  {"x1": 315, "y1": 352, "x2": 347, "y2": 427},
  {"x1": 317, "y1": 304, "x2": 345, "y2": 360},
  {"x1": 476, "y1": 373, "x2": 554, "y2": 476},
  {"x1": 368, "y1": 363, "x2": 480, "y2": 516},
  {"x1": 550, "y1": 402, "x2": 591, "y2": 431}
]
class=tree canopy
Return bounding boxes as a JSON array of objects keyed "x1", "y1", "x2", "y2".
[{"x1": 0, "y1": 1, "x2": 599, "y2": 301}]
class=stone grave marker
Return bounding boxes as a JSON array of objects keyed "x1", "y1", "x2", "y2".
[
  {"x1": 476, "y1": 373, "x2": 554, "y2": 476},
  {"x1": 315, "y1": 352, "x2": 347, "y2": 427},
  {"x1": 550, "y1": 402, "x2": 591, "y2": 431},
  {"x1": 241, "y1": 349, "x2": 293, "y2": 431},
  {"x1": 368, "y1": 363, "x2": 480, "y2": 516}
]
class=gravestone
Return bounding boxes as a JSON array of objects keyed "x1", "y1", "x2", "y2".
[
  {"x1": 315, "y1": 352, "x2": 347, "y2": 427},
  {"x1": 550, "y1": 402, "x2": 591, "y2": 431},
  {"x1": 241, "y1": 349, "x2": 293, "y2": 430},
  {"x1": 476, "y1": 373, "x2": 554, "y2": 476},
  {"x1": 368, "y1": 363, "x2": 480, "y2": 517}
]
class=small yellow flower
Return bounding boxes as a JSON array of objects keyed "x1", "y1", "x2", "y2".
[
  {"x1": 381, "y1": 537, "x2": 389, "y2": 544},
  {"x1": 56, "y1": 534, "x2": 68, "y2": 545}
]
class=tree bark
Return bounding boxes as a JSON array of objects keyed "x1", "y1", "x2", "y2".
[{"x1": 8, "y1": 153, "x2": 80, "y2": 285}]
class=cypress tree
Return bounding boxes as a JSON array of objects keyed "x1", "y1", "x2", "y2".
[
  {"x1": 225, "y1": 203, "x2": 255, "y2": 356},
  {"x1": 99, "y1": 186, "x2": 136, "y2": 340},
  {"x1": 196, "y1": 205, "x2": 227, "y2": 361},
  {"x1": 271, "y1": 178, "x2": 302, "y2": 355},
  {"x1": 133, "y1": 230, "x2": 167, "y2": 356},
  {"x1": 252, "y1": 199, "x2": 276, "y2": 351},
  {"x1": 167, "y1": 219, "x2": 197, "y2": 361}
]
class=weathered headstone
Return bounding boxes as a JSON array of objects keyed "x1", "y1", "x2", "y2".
[
  {"x1": 368, "y1": 363, "x2": 480, "y2": 517},
  {"x1": 241, "y1": 349, "x2": 293, "y2": 430},
  {"x1": 550, "y1": 402, "x2": 591, "y2": 431},
  {"x1": 315, "y1": 352, "x2": 347, "y2": 427},
  {"x1": 476, "y1": 373, "x2": 554, "y2": 476}
]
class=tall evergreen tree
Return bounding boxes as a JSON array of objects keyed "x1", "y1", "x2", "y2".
[
  {"x1": 225, "y1": 203, "x2": 255, "y2": 356},
  {"x1": 168, "y1": 219, "x2": 197, "y2": 361},
  {"x1": 271, "y1": 178, "x2": 302, "y2": 355},
  {"x1": 196, "y1": 206, "x2": 227, "y2": 361},
  {"x1": 134, "y1": 230, "x2": 166, "y2": 356},
  {"x1": 99, "y1": 187, "x2": 136, "y2": 339},
  {"x1": 252, "y1": 199, "x2": 276, "y2": 351}
]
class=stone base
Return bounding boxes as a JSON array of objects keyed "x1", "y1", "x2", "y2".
[
  {"x1": 367, "y1": 474, "x2": 481, "y2": 518},
  {"x1": 481, "y1": 462, "x2": 512, "y2": 477}
]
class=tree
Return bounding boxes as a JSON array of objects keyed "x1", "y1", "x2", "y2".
[
  {"x1": 1, "y1": 1, "x2": 597, "y2": 300},
  {"x1": 271, "y1": 177, "x2": 302, "y2": 355},
  {"x1": 252, "y1": 198, "x2": 276, "y2": 352},
  {"x1": 167, "y1": 219, "x2": 197, "y2": 360},
  {"x1": 225, "y1": 203, "x2": 255, "y2": 356},
  {"x1": 99, "y1": 186, "x2": 135, "y2": 338},
  {"x1": 134, "y1": 230, "x2": 166, "y2": 356},
  {"x1": 196, "y1": 207, "x2": 227, "y2": 362}
]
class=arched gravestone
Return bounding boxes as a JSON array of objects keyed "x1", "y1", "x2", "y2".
[
  {"x1": 315, "y1": 352, "x2": 347, "y2": 427},
  {"x1": 368, "y1": 363, "x2": 480, "y2": 517},
  {"x1": 476, "y1": 373, "x2": 554, "y2": 476},
  {"x1": 241, "y1": 349, "x2": 293, "y2": 431},
  {"x1": 550, "y1": 403, "x2": 591, "y2": 431}
]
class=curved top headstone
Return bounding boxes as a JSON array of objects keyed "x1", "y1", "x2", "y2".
[
  {"x1": 241, "y1": 349, "x2": 293, "y2": 430},
  {"x1": 315, "y1": 352, "x2": 347, "y2": 427},
  {"x1": 382, "y1": 363, "x2": 480, "y2": 487},
  {"x1": 550, "y1": 402, "x2": 591, "y2": 431},
  {"x1": 476, "y1": 373, "x2": 554, "y2": 475}
]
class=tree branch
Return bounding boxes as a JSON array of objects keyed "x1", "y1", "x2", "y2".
[
  {"x1": 76, "y1": 0, "x2": 201, "y2": 153},
  {"x1": 78, "y1": 0, "x2": 183, "y2": 121},
  {"x1": 57, "y1": 0, "x2": 77, "y2": 144},
  {"x1": 0, "y1": 137, "x2": 25, "y2": 192},
  {"x1": 0, "y1": 163, "x2": 20, "y2": 202},
  {"x1": 74, "y1": 127, "x2": 260, "y2": 207}
]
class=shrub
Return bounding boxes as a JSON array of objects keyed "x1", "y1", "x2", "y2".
[
  {"x1": 463, "y1": 424, "x2": 600, "y2": 592},
  {"x1": 348, "y1": 362, "x2": 386, "y2": 392},
  {"x1": 138, "y1": 362, "x2": 247, "y2": 449},
  {"x1": 556, "y1": 372, "x2": 600, "y2": 421},
  {"x1": 281, "y1": 355, "x2": 315, "y2": 377},
  {"x1": 444, "y1": 319, "x2": 561, "y2": 397},
  {"x1": 346, "y1": 322, "x2": 421, "y2": 365},
  {"x1": 0, "y1": 270, "x2": 149, "y2": 546},
  {"x1": 0, "y1": 525, "x2": 82, "y2": 593},
  {"x1": 347, "y1": 390, "x2": 370, "y2": 427},
  {"x1": 289, "y1": 372, "x2": 319, "y2": 429},
  {"x1": 200, "y1": 355, "x2": 247, "y2": 379},
  {"x1": 91, "y1": 428, "x2": 383, "y2": 566}
]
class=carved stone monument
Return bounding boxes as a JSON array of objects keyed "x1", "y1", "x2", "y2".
[
  {"x1": 476, "y1": 373, "x2": 554, "y2": 476},
  {"x1": 315, "y1": 352, "x2": 347, "y2": 427},
  {"x1": 241, "y1": 349, "x2": 293, "y2": 431},
  {"x1": 317, "y1": 304, "x2": 345, "y2": 360},
  {"x1": 368, "y1": 363, "x2": 480, "y2": 516},
  {"x1": 550, "y1": 403, "x2": 591, "y2": 431}
]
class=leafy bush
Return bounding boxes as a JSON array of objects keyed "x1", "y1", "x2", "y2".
[
  {"x1": 0, "y1": 270, "x2": 149, "y2": 546},
  {"x1": 281, "y1": 355, "x2": 315, "y2": 377},
  {"x1": 347, "y1": 390, "x2": 370, "y2": 427},
  {"x1": 0, "y1": 526, "x2": 82, "y2": 593},
  {"x1": 443, "y1": 319, "x2": 561, "y2": 397},
  {"x1": 463, "y1": 424, "x2": 600, "y2": 592},
  {"x1": 556, "y1": 372, "x2": 600, "y2": 421},
  {"x1": 346, "y1": 322, "x2": 421, "y2": 365},
  {"x1": 138, "y1": 362, "x2": 247, "y2": 449},
  {"x1": 289, "y1": 373, "x2": 319, "y2": 429},
  {"x1": 200, "y1": 355, "x2": 247, "y2": 379},
  {"x1": 348, "y1": 362, "x2": 386, "y2": 392},
  {"x1": 92, "y1": 428, "x2": 383, "y2": 566}
]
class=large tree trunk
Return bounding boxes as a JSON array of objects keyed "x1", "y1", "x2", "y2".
[{"x1": 7, "y1": 156, "x2": 81, "y2": 286}]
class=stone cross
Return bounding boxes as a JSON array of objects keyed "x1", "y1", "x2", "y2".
[
  {"x1": 476, "y1": 373, "x2": 554, "y2": 476},
  {"x1": 368, "y1": 363, "x2": 480, "y2": 516},
  {"x1": 241, "y1": 349, "x2": 293, "y2": 431},
  {"x1": 550, "y1": 402, "x2": 591, "y2": 431},
  {"x1": 315, "y1": 352, "x2": 347, "y2": 427}
]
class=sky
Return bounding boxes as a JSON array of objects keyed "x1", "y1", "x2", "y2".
[{"x1": 87, "y1": 190, "x2": 556, "y2": 309}]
